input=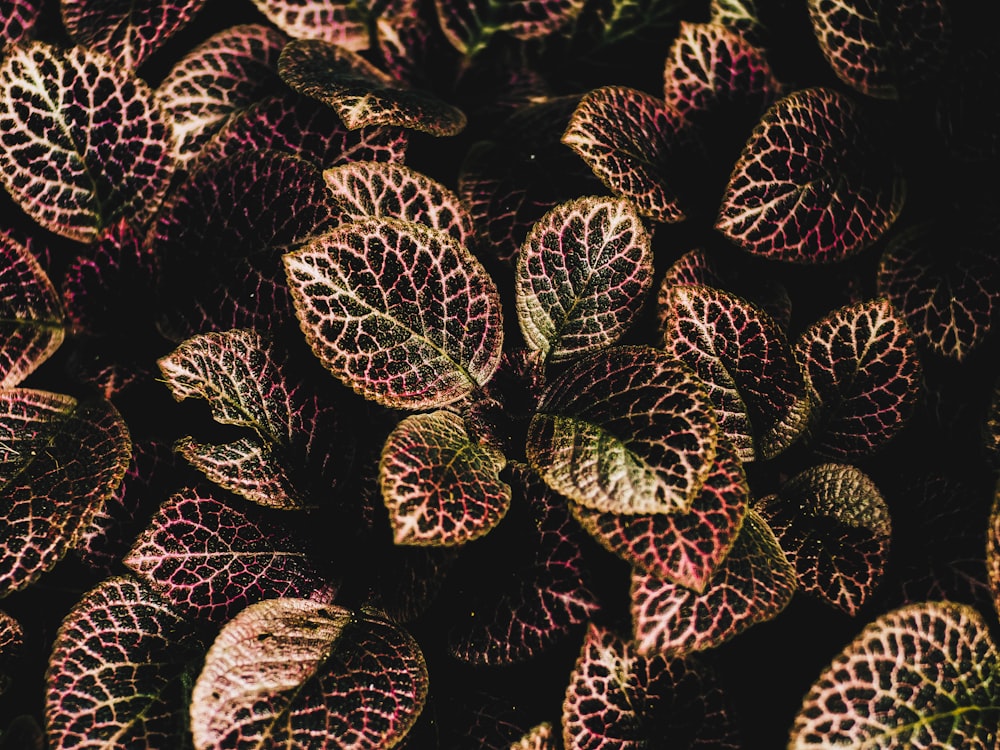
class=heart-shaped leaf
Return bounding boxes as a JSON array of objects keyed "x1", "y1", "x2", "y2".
[
  {"x1": 562, "y1": 86, "x2": 684, "y2": 223},
  {"x1": 0, "y1": 41, "x2": 175, "y2": 243},
  {"x1": 0, "y1": 610, "x2": 22, "y2": 695},
  {"x1": 562, "y1": 623, "x2": 739, "y2": 750},
  {"x1": 660, "y1": 284, "x2": 810, "y2": 461},
  {"x1": 284, "y1": 217, "x2": 504, "y2": 410},
  {"x1": 0, "y1": 230, "x2": 64, "y2": 387},
  {"x1": 158, "y1": 329, "x2": 353, "y2": 510},
  {"x1": 808, "y1": 0, "x2": 951, "y2": 99},
  {"x1": 795, "y1": 298, "x2": 922, "y2": 458},
  {"x1": 190, "y1": 599, "x2": 427, "y2": 750},
  {"x1": 877, "y1": 222, "x2": 1000, "y2": 362},
  {"x1": 153, "y1": 149, "x2": 338, "y2": 341},
  {"x1": 515, "y1": 196, "x2": 653, "y2": 364},
  {"x1": 158, "y1": 24, "x2": 288, "y2": 163},
  {"x1": 0, "y1": 390, "x2": 130, "y2": 596},
  {"x1": 61, "y1": 0, "x2": 209, "y2": 69},
  {"x1": 435, "y1": 0, "x2": 584, "y2": 56},
  {"x1": 278, "y1": 39, "x2": 466, "y2": 136},
  {"x1": 124, "y1": 487, "x2": 336, "y2": 623},
  {"x1": 716, "y1": 87, "x2": 906, "y2": 264},
  {"x1": 570, "y1": 436, "x2": 747, "y2": 593},
  {"x1": 380, "y1": 410, "x2": 510, "y2": 546},
  {"x1": 788, "y1": 601, "x2": 1000, "y2": 749},
  {"x1": 1, "y1": 0, "x2": 41, "y2": 45},
  {"x1": 527, "y1": 346, "x2": 719, "y2": 515},
  {"x1": 201, "y1": 92, "x2": 409, "y2": 167},
  {"x1": 45, "y1": 576, "x2": 204, "y2": 750},
  {"x1": 631, "y1": 508, "x2": 796, "y2": 657},
  {"x1": 756, "y1": 463, "x2": 890, "y2": 616},
  {"x1": 249, "y1": 0, "x2": 370, "y2": 50},
  {"x1": 323, "y1": 161, "x2": 475, "y2": 249}
]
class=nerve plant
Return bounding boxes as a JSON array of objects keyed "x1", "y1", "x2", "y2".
[{"x1": 0, "y1": 0, "x2": 998, "y2": 747}]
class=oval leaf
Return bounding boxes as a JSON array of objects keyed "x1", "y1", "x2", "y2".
[
  {"x1": 716, "y1": 87, "x2": 905, "y2": 264},
  {"x1": 45, "y1": 576, "x2": 203, "y2": 750},
  {"x1": 795, "y1": 298, "x2": 922, "y2": 458},
  {"x1": 789, "y1": 601, "x2": 1000, "y2": 749},
  {"x1": 0, "y1": 390, "x2": 130, "y2": 596},
  {"x1": 380, "y1": 410, "x2": 510, "y2": 546},
  {"x1": 515, "y1": 196, "x2": 653, "y2": 363},
  {"x1": 284, "y1": 217, "x2": 504, "y2": 410},
  {"x1": 756, "y1": 464, "x2": 890, "y2": 616},
  {"x1": 631, "y1": 508, "x2": 796, "y2": 657},
  {"x1": 190, "y1": 599, "x2": 428, "y2": 750},
  {"x1": 0, "y1": 41, "x2": 175, "y2": 242},
  {"x1": 527, "y1": 346, "x2": 719, "y2": 515},
  {"x1": 249, "y1": 0, "x2": 369, "y2": 50}
]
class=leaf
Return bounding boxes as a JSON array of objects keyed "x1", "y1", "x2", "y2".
[
  {"x1": 709, "y1": 0, "x2": 763, "y2": 35},
  {"x1": 278, "y1": 39, "x2": 466, "y2": 136},
  {"x1": 570, "y1": 435, "x2": 747, "y2": 593},
  {"x1": 986, "y1": 480, "x2": 1000, "y2": 619},
  {"x1": 877, "y1": 222, "x2": 1000, "y2": 362},
  {"x1": 1, "y1": 0, "x2": 41, "y2": 45},
  {"x1": 788, "y1": 601, "x2": 1000, "y2": 749},
  {"x1": 660, "y1": 284, "x2": 810, "y2": 461},
  {"x1": 562, "y1": 623, "x2": 739, "y2": 750},
  {"x1": 158, "y1": 24, "x2": 288, "y2": 163},
  {"x1": 248, "y1": 0, "x2": 370, "y2": 50},
  {"x1": 158, "y1": 329, "x2": 353, "y2": 510},
  {"x1": 527, "y1": 346, "x2": 719, "y2": 515},
  {"x1": 756, "y1": 464, "x2": 890, "y2": 616},
  {"x1": 0, "y1": 390, "x2": 130, "y2": 597},
  {"x1": 44, "y1": 576, "x2": 204, "y2": 750},
  {"x1": 190, "y1": 599, "x2": 427, "y2": 750},
  {"x1": 562, "y1": 86, "x2": 685, "y2": 223},
  {"x1": 380, "y1": 411, "x2": 510, "y2": 546},
  {"x1": 0, "y1": 610, "x2": 22, "y2": 696},
  {"x1": 435, "y1": 0, "x2": 584, "y2": 56},
  {"x1": 124, "y1": 487, "x2": 336, "y2": 623},
  {"x1": 631, "y1": 508, "x2": 796, "y2": 657},
  {"x1": 515, "y1": 196, "x2": 653, "y2": 364},
  {"x1": 0, "y1": 41, "x2": 175, "y2": 243},
  {"x1": 988, "y1": 381, "x2": 1000, "y2": 472},
  {"x1": 795, "y1": 298, "x2": 923, "y2": 458},
  {"x1": 323, "y1": 161, "x2": 475, "y2": 249},
  {"x1": 153, "y1": 150, "x2": 338, "y2": 341},
  {"x1": 0, "y1": 230, "x2": 64, "y2": 387},
  {"x1": 716, "y1": 87, "x2": 906, "y2": 264},
  {"x1": 284, "y1": 217, "x2": 504, "y2": 410},
  {"x1": 510, "y1": 723, "x2": 557, "y2": 750},
  {"x1": 61, "y1": 0, "x2": 209, "y2": 69},
  {"x1": 808, "y1": 0, "x2": 951, "y2": 99},
  {"x1": 200, "y1": 92, "x2": 408, "y2": 167}
]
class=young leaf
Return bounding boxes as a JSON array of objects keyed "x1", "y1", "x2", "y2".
[
  {"x1": 61, "y1": 0, "x2": 208, "y2": 69},
  {"x1": 153, "y1": 150, "x2": 338, "y2": 341},
  {"x1": 124, "y1": 487, "x2": 336, "y2": 624},
  {"x1": 249, "y1": 0, "x2": 369, "y2": 50},
  {"x1": 45, "y1": 576, "x2": 204, "y2": 750},
  {"x1": 515, "y1": 196, "x2": 653, "y2": 364},
  {"x1": 0, "y1": 610, "x2": 22, "y2": 695},
  {"x1": 527, "y1": 346, "x2": 719, "y2": 515},
  {"x1": 562, "y1": 623, "x2": 739, "y2": 750},
  {"x1": 0, "y1": 390, "x2": 130, "y2": 597},
  {"x1": 190, "y1": 599, "x2": 428, "y2": 750},
  {"x1": 323, "y1": 161, "x2": 475, "y2": 249},
  {"x1": 435, "y1": 0, "x2": 584, "y2": 56},
  {"x1": 788, "y1": 601, "x2": 1000, "y2": 749},
  {"x1": 631, "y1": 508, "x2": 796, "y2": 657},
  {"x1": 570, "y1": 435, "x2": 748, "y2": 593},
  {"x1": 795, "y1": 298, "x2": 922, "y2": 458},
  {"x1": 158, "y1": 329, "x2": 352, "y2": 510},
  {"x1": 808, "y1": 0, "x2": 951, "y2": 99},
  {"x1": 1, "y1": 0, "x2": 41, "y2": 45},
  {"x1": 661, "y1": 284, "x2": 810, "y2": 462},
  {"x1": 756, "y1": 464, "x2": 890, "y2": 616},
  {"x1": 158, "y1": 24, "x2": 288, "y2": 163},
  {"x1": 0, "y1": 41, "x2": 175, "y2": 243},
  {"x1": 716, "y1": 87, "x2": 905, "y2": 264},
  {"x1": 562, "y1": 86, "x2": 685, "y2": 223},
  {"x1": 278, "y1": 39, "x2": 466, "y2": 136},
  {"x1": 0, "y1": 230, "x2": 64, "y2": 387},
  {"x1": 380, "y1": 410, "x2": 510, "y2": 546},
  {"x1": 284, "y1": 217, "x2": 504, "y2": 410}
]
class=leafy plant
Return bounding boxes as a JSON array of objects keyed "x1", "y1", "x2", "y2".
[{"x1": 0, "y1": 0, "x2": 997, "y2": 747}]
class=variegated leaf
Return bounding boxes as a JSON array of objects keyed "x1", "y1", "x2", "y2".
[
  {"x1": 249, "y1": 0, "x2": 370, "y2": 50},
  {"x1": 0, "y1": 610, "x2": 22, "y2": 695},
  {"x1": 1, "y1": 0, "x2": 42, "y2": 45},
  {"x1": 435, "y1": 0, "x2": 585, "y2": 56}
]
